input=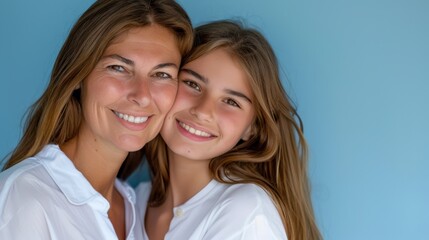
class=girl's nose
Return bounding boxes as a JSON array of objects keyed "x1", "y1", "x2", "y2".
[{"x1": 190, "y1": 95, "x2": 214, "y2": 122}]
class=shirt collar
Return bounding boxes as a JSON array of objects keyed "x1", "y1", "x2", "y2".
[
  {"x1": 36, "y1": 144, "x2": 107, "y2": 206},
  {"x1": 174, "y1": 179, "x2": 220, "y2": 212},
  {"x1": 116, "y1": 178, "x2": 136, "y2": 204}
]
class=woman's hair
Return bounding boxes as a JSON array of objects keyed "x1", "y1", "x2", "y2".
[
  {"x1": 3, "y1": 0, "x2": 193, "y2": 170},
  {"x1": 145, "y1": 20, "x2": 322, "y2": 240}
]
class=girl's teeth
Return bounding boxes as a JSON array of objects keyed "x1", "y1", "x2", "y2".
[
  {"x1": 115, "y1": 111, "x2": 148, "y2": 123},
  {"x1": 179, "y1": 122, "x2": 211, "y2": 137}
]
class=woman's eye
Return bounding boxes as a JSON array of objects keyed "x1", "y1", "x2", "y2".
[
  {"x1": 225, "y1": 98, "x2": 240, "y2": 108},
  {"x1": 107, "y1": 65, "x2": 125, "y2": 73},
  {"x1": 183, "y1": 80, "x2": 201, "y2": 91},
  {"x1": 154, "y1": 72, "x2": 172, "y2": 79}
]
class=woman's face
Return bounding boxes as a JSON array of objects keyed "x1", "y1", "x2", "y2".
[
  {"x1": 161, "y1": 48, "x2": 255, "y2": 162},
  {"x1": 80, "y1": 24, "x2": 181, "y2": 153}
]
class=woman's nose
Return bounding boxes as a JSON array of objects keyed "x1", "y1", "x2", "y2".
[{"x1": 127, "y1": 78, "x2": 152, "y2": 107}]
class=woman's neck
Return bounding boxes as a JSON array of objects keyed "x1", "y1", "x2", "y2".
[
  {"x1": 60, "y1": 131, "x2": 127, "y2": 240},
  {"x1": 60, "y1": 134, "x2": 128, "y2": 201}
]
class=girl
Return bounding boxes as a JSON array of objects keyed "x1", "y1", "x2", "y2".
[{"x1": 135, "y1": 20, "x2": 322, "y2": 240}]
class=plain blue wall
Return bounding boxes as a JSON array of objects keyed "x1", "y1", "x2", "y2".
[{"x1": 1, "y1": 0, "x2": 428, "y2": 239}]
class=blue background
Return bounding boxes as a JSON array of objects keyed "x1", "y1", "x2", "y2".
[{"x1": 1, "y1": 0, "x2": 428, "y2": 239}]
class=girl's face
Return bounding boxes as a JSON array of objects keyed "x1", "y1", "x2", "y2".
[
  {"x1": 161, "y1": 48, "x2": 255, "y2": 162},
  {"x1": 79, "y1": 25, "x2": 181, "y2": 154}
]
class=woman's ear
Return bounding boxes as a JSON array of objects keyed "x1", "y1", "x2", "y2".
[{"x1": 241, "y1": 125, "x2": 253, "y2": 141}]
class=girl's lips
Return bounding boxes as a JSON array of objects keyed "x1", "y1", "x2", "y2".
[
  {"x1": 176, "y1": 120, "x2": 216, "y2": 139},
  {"x1": 178, "y1": 121, "x2": 211, "y2": 137}
]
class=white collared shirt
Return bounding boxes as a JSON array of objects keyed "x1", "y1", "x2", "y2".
[
  {"x1": 136, "y1": 180, "x2": 287, "y2": 240},
  {"x1": 0, "y1": 144, "x2": 143, "y2": 240}
]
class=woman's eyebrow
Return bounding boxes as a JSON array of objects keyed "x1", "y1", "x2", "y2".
[
  {"x1": 154, "y1": 63, "x2": 179, "y2": 70},
  {"x1": 102, "y1": 55, "x2": 178, "y2": 70},
  {"x1": 181, "y1": 68, "x2": 208, "y2": 83},
  {"x1": 102, "y1": 54, "x2": 134, "y2": 65}
]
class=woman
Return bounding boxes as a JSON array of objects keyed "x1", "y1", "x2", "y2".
[
  {"x1": 0, "y1": 0, "x2": 192, "y2": 239},
  {"x1": 135, "y1": 20, "x2": 322, "y2": 240}
]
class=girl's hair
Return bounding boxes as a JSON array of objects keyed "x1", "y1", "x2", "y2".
[
  {"x1": 145, "y1": 20, "x2": 322, "y2": 240},
  {"x1": 3, "y1": 0, "x2": 193, "y2": 170}
]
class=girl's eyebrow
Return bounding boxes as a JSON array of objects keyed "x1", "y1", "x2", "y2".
[
  {"x1": 181, "y1": 68, "x2": 208, "y2": 83},
  {"x1": 225, "y1": 89, "x2": 252, "y2": 103},
  {"x1": 182, "y1": 68, "x2": 252, "y2": 104}
]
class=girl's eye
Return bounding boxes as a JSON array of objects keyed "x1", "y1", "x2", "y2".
[
  {"x1": 154, "y1": 72, "x2": 172, "y2": 79},
  {"x1": 107, "y1": 65, "x2": 126, "y2": 73},
  {"x1": 183, "y1": 80, "x2": 201, "y2": 91},
  {"x1": 225, "y1": 98, "x2": 240, "y2": 108}
]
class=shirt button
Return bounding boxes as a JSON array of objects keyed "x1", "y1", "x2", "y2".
[{"x1": 175, "y1": 208, "x2": 184, "y2": 217}]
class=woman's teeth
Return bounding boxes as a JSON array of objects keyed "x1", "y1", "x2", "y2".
[
  {"x1": 115, "y1": 111, "x2": 148, "y2": 124},
  {"x1": 179, "y1": 121, "x2": 211, "y2": 137}
]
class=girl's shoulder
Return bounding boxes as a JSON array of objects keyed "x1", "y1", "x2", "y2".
[
  {"x1": 216, "y1": 182, "x2": 273, "y2": 208},
  {"x1": 201, "y1": 182, "x2": 287, "y2": 239}
]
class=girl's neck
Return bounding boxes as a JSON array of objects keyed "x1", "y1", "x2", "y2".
[
  {"x1": 144, "y1": 149, "x2": 213, "y2": 240},
  {"x1": 166, "y1": 149, "x2": 212, "y2": 207}
]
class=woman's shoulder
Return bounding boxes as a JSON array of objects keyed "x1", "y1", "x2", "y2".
[
  {"x1": 0, "y1": 145, "x2": 61, "y2": 189},
  {"x1": 0, "y1": 158, "x2": 59, "y2": 226},
  {"x1": 0, "y1": 157, "x2": 46, "y2": 192},
  {"x1": 0, "y1": 146, "x2": 71, "y2": 209}
]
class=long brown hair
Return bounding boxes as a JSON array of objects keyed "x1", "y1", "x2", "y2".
[
  {"x1": 145, "y1": 20, "x2": 322, "y2": 240},
  {"x1": 3, "y1": 0, "x2": 193, "y2": 170}
]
